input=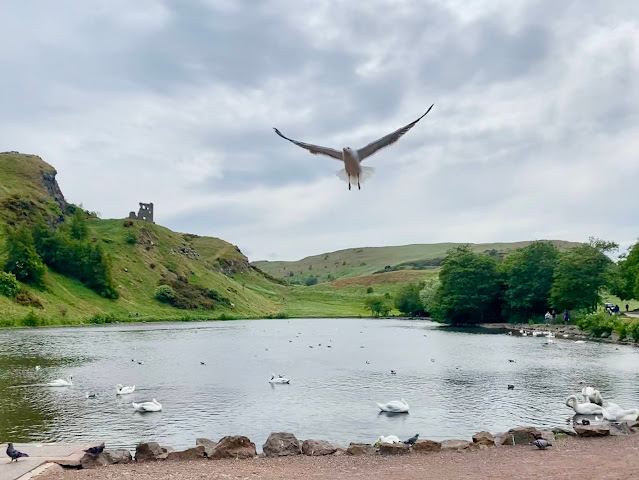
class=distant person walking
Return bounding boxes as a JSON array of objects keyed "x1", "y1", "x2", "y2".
[
  {"x1": 614, "y1": 305, "x2": 620, "y2": 314},
  {"x1": 544, "y1": 311, "x2": 552, "y2": 323},
  {"x1": 627, "y1": 304, "x2": 630, "y2": 312},
  {"x1": 551, "y1": 309, "x2": 557, "y2": 322},
  {"x1": 564, "y1": 310, "x2": 570, "y2": 324}
]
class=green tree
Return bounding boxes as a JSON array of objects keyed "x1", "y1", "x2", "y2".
[
  {"x1": 394, "y1": 283, "x2": 425, "y2": 316},
  {"x1": 432, "y1": 245, "x2": 502, "y2": 324},
  {"x1": 68, "y1": 208, "x2": 89, "y2": 241},
  {"x1": 419, "y1": 276, "x2": 440, "y2": 315},
  {"x1": 500, "y1": 241, "x2": 558, "y2": 319},
  {"x1": 0, "y1": 271, "x2": 20, "y2": 297},
  {"x1": 551, "y1": 244, "x2": 613, "y2": 312},
  {"x1": 3, "y1": 224, "x2": 45, "y2": 286},
  {"x1": 155, "y1": 285, "x2": 176, "y2": 304},
  {"x1": 609, "y1": 241, "x2": 639, "y2": 301},
  {"x1": 365, "y1": 296, "x2": 390, "y2": 317}
]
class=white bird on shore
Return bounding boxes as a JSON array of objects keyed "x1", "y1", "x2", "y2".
[
  {"x1": 116, "y1": 384, "x2": 135, "y2": 395},
  {"x1": 575, "y1": 340, "x2": 585, "y2": 344},
  {"x1": 375, "y1": 435, "x2": 401, "y2": 446},
  {"x1": 269, "y1": 373, "x2": 290, "y2": 384},
  {"x1": 132, "y1": 399, "x2": 162, "y2": 412},
  {"x1": 601, "y1": 402, "x2": 639, "y2": 422},
  {"x1": 35, "y1": 366, "x2": 41, "y2": 371},
  {"x1": 273, "y1": 105, "x2": 434, "y2": 190},
  {"x1": 377, "y1": 399, "x2": 409, "y2": 413},
  {"x1": 566, "y1": 395, "x2": 603, "y2": 415},
  {"x1": 48, "y1": 376, "x2": 73, "y2": 387}
]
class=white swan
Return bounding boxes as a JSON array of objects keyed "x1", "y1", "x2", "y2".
[
  {"x1": 374, "y1": 435, "x2": 400, "y2": 446},
  {"x1": 116, "y1": 384, "x2": 135, "y2": 395},
  {"x1": 566, "y1": 395, "x2": 603, "y2": 415},
  {"x1": 582, "y1": 387, "x2": 603, "y2": 405},
  {"x1": 132, "y1": 399, "x2": 162, "y2": 412},
  {"x1": 601, "y1": 402, "x2": 639, "y2": 422},
  {"x1": 377, "y1": 399, "x2": 409, "y2": 413},
  {"x1": 48, "y1": 376, "x2": 73, "y2": 387},
  {"x1": 269, "y1": 373, "x2": 290, "y2": 384}
]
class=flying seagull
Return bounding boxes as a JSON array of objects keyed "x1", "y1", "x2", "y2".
[
  {"x1": 273, "y1": 104, "x2": 434, "y2": 190},
  {"x1": 6, "y1": 443, "x2": 29, "y2": 462}
]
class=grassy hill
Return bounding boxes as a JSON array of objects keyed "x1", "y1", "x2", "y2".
[
  {"x1": 0, "y1": 152, "x2": 379, "y2": 326},
  {"x1": 253, "y1": 240, "x2": 582, "y2": 284}
]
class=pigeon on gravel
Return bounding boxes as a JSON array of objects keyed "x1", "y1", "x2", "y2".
[
  {"x1": 532, "y1": 439, "x2": 552, "y2": 450},
  {"x1": 404, "y1": 434, "x2": 419, "y2": 445},
  {"x1": 6, "y1": 443, "x2": 29, "y2": 462}
]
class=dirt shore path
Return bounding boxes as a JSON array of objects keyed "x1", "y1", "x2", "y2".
[{"x1": 40, "y1": 434, "x2": 639, "y2": 480}]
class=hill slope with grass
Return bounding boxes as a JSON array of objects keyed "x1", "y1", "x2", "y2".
[
  {"x1": 253, "y1": 240, "x2": 582, "y2": 285},
  {"x1": 0, "y1": 152, "x2": 377, "y2": 326}
]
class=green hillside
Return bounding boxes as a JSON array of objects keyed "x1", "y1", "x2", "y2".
[
  {"x1": 253, "y1": 240, "x2": 582, "y2": 284},
  {"x1": 0, "y1": 152, "x2": 376, "y2": 326}
]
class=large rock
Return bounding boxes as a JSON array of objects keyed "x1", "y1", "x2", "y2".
[
  {"x1": 301, "y1": 439, "x2": 336, "y2": 456},
  {"x1": 379, "y1": 443, "x2": 410, "y2": 455},
  {"x1": 262, "y1": 432, "x2": 301, "y2": 457},
  {"x1": 196, "y1": 438, "x2": 217, "y2": 457},
  {"x1": 135, "y1": 442, "x2": 166, "y2": 462},
  {"x1": 441, "y1": 440, "x2": 474, "y2": 451},
  {"x1": 209, "y1": 436, "x2": 257, "y2": 459},
  {"x1": 103, "y1": 449, "x2": 133, "y2": 465},
  {"x1": 574, "y1": 425, "x2": 611, "y2": 437},
  {"x1": 609, "y1": 423, "x2": 633, "y2": 436},
  {"x1": 499, "y1": 427, "x2": 542, "y2": 445},
  {"x1": 552, "y1": 427, "x2": 577, "y2": 437},
  {"x1": 80, "y1": 453, "x2": 109, "y2": 469},
  {"x1": 346, "y1": 443, "x2": 377, "y2": 456},
  {"x1": 472, "y1": 432, "x2": 494, "y2": 447},
  {"x1": 166, "y1": 446, "x2": 207, "y2": 461},
  {"x1": 412, "y1": 440, "x2": 441, "y2": 453}
]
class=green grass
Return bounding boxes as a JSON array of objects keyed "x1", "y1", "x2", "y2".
[{"x1": 253, "y1": 240, "x2": 581, "y2": 284}]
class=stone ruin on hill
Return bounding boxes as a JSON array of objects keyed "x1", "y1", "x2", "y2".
[{"x1": 128, "y1": 202, "x2": 154, "y2": 223}]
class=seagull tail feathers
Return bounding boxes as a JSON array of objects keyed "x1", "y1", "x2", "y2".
[{"x1": 336, "y1": 166, "x2": 375, "y2": 184}]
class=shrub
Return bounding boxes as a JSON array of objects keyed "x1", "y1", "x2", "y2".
[
  {"x1": 88, "y1": 313, "x2": 117, "y2": 324},
  {"x1": 305, "y1": 276, "x2": 318, "y2": 286},
  {"x1": 577, "y1": 312, "x2": 618, "y2": 337},
  {"x1": 365, "y1": 296, "x2": 390, "y2": 317},
  {"x1": 205, "y1": 288, "x2": 231, "y2": 306},
  {"x1": 366, "y1": 286, "x2": 374, "y2": 294},
  {"x1": 125, "y1": 231, "x2": 137, "y2": 245},
  {"x1": 0, "y1": 271, "x2": 20, "y2": 297},
  {"x1": 3, "y1": 224, "x2": 45, "y2": 286},
  {"x1": 627, "y1": 322, "x2": 639, "y2": 341},
  {"x1": 155, "y1": 285, "x2": 176, "y2": 304},
  {"x1": 21, "y1": 310, "x2": 41, "y2": 327},
  {"x1": 14, "y1": 290, "x2": 44, "y2": 309}
]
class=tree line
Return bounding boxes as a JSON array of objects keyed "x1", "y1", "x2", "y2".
[
  {"x1": 366, "y1": 239, "x2": 638, "y2": 324},
  {"x1": 1, "y1": 207, "x2": 118, "y2": 299}
]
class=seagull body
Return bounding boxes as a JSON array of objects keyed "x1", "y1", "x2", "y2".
[
  {"x1": 6, "y1": 443, "x2": 29, "y2": 462},
  {"x1": 273, "y1": 105, "x2": 434, "y2": 190}
]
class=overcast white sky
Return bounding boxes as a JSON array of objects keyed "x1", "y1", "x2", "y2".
[{"x1": 1, "y1": 0, "x2": 638, "y2": 261}]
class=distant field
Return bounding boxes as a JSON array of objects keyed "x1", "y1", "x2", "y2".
[{"x1": 253, "y1": 240, "x2": 581, "y2": 284}]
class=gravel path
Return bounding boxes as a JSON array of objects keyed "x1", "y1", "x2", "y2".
[{"x1": 40, "y1": 435, "x2": 639, "y2": 480}]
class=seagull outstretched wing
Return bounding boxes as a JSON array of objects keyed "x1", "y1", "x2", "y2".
[
  {"x1": 273, "y1": 128, "x2": 343, "y2": 161},
  {"x1": 356, "y1": 104, "x2": 434, "y2": 161}
]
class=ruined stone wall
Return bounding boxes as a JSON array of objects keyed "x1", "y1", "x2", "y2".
[{"x1": 128, "y1": 202, "x2": 154, "y2": 223}]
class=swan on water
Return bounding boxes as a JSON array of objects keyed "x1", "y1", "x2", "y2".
[
  {"x1": 116, "y1": 384, "x2": 135, "y2": 395},
  {"x1": 377, "y1": 399, "x2": 409, "y2": 413},
  {"x1": 132, "y1": 399, "x2": 162, "y2": 412},
  {"x1": 374, "y1": 435, "x2": 400, "y2": 446},
  {"x1": 48, "y1": 376, "x2": 73, "y2": 387},
  {"x1": 566, "y1": 395, "x2": 603, "y2": 415},
  {"x1": 582, "y1": 387, "x2": 603, "y2": 405},
  {"x1": 269, "y1": 373, "x2": 290, "y2": 384},
  {"x1": 601, "y1": 402, "x2": 639, "y2": 422}
]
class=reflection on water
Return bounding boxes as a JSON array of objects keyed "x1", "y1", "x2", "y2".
[{"x1": 1, "y1": 318, "x2": 638, "y2": 450}]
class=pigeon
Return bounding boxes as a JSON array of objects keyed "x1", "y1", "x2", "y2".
[
  {"x1": 273, "y1": 104, "x2": 434, "y2": 190},
  {"x1": 403, "y1": 434, "x2": 419, "y2": 445},
  {"x1": 531, "y1": 439, "x2": 552, "y2": 450},
  {"x1": 6, "y1": 443, "x2": 29, "y2": 462},
  {"x1": 507, "y1": 384, "x2": 515, "y2": 390},
  {"x1": 85, "y1": 444, "x2": 105, "y2": 455}
]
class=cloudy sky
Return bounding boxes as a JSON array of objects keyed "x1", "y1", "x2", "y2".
[{"x1": 1, "y1": 1, "x2": 638, "y2": 261}]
